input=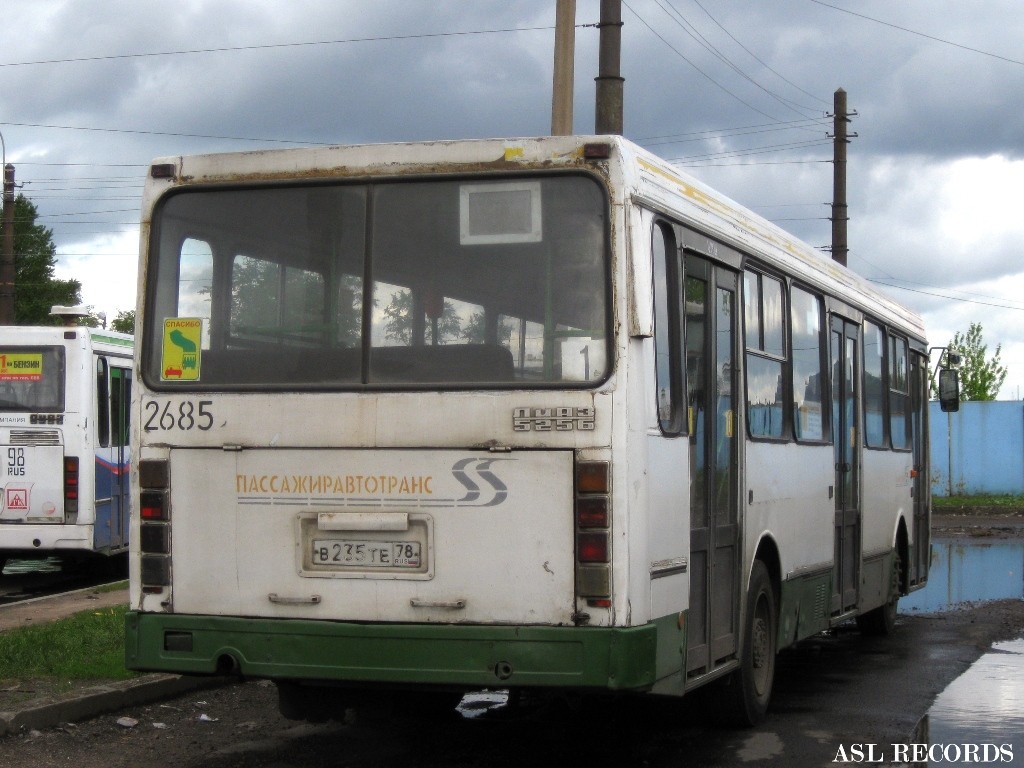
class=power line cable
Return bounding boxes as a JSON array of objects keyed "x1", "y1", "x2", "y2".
[
  {"x1": 655, "y1": 0, "x2": 820, "y2": 118},
  {"x1": 0, "y1": 26, "x2": 557, "y2": 68},
  {"x1": 640, "y1": 118, "x2": 828, "y2": 147},
  {"x1": 677, "y1": 158, "x2": 832, "y2": 167},
  {"x1": 691, "y1": 0, "x2": 831, "y2": 107},
  {"x1": 638, "y1": 117, "x2": 828, "y2": 143},
  {"x1": 621, "y1": 0, "x2": 784, "y2": 123},
  {"x1": 1, "y1": 120, "x2": 322, "y2": 146},
  {"x1": 809, "y1": 0, "x2": 1024, "y2": 67},
  {"x1": 869, "y1": 280, "x2": 1024, "y2": 311},
  {"x1": 667, "y1": 137, "x2": 831, "y2": 163}
]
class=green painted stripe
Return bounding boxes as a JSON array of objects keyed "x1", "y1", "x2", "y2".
[
  {"x1": 91, "y1": 333, "x2": 134, "y2": 348},
  {"x1": 125, "y1": 612, "x2": 658, "y2": 691}
]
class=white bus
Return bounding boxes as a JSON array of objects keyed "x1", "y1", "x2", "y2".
[
  {"x1": 126, "y1": 136, "x2": 954, "y2": 724},
  {"x1": 0, "y1": 318, "x2": 133, "y2": 572}
]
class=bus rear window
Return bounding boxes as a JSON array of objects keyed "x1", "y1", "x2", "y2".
[
  {"x1": 0, "y1": 347, "x2": 66, "y2": 411},
  {"x1": 145, "y1": 175, "x2": 609, "y2": 389}
]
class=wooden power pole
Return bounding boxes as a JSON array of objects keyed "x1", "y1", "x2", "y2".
[
  {"x1": 551, "y1": 0, "x2": 576, "y2": 136},
  {"x1": 0, "y1": 164, "x2": 15, "y2": 324},
  {"x1": 830, "y1": 88, "x2": 855, "y2": 268},
  {"x1": 595, "y1": 0, "x2": 623, "y2": 135}
]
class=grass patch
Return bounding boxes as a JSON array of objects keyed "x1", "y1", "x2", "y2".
[
  {"x1": 0, "y1": 605, "x2": 133, "y2": 680},
  {"x1": 93, "y1": 579, "x2": 129, "y2": 594},
  {"x1": 933, "y1": 494, "x2": 1024, "y2": 508}
]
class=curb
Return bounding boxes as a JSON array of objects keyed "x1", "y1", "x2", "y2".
[{"x1": 0, "y1": 673, "x2": 229, "y2": 737}]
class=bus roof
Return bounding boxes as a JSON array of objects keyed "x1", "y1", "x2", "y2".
[
  {"x1": 144, "y1": 134, "x2": 925, "y2": 343},
  {"x1": 0, "y1": 325, "x2": 133, "y2": 356}
]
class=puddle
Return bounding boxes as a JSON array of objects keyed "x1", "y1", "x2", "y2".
[
  {"x1": 912, "y1": 638, "x2": 1024, "y2": 764},
  {"x1": 900, "y1": 538, "x2": 1024, "y2": 613}
]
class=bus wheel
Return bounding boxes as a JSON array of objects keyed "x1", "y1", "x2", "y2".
[
  {"x1": 725, "y1": 560, "x2": 777, "y2": 726},
  {"x1": 856, "y1": 554, "x2": 900, "y2": 636}
]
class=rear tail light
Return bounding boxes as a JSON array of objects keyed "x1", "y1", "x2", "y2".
[
  {"x1": 577, "y1": 531, "x2": 609, "y2": 563},
  {"x1": 138, "y1": 459, "x2": 171, "y2": 591},
  {"x1": 575, "y1": 460, "x2": 611, "y2": 606},
  {"x1": 140, "y1": 490, "x2": 169, "y2": 521},
  {"x1": 64, "y1": 456, "x2": 79, "y2": 514}
]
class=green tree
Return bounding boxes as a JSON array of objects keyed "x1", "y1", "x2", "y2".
[
  {"x1": 0, "y1": 194, "x2": 82, "y2": 324},
  {"x1": 382, "y1": 289, "x2": 462, "y2": 345},
  {"x1": 942, "y1": 322, "x2": 1007, "y2": 401},
  {"x1": 110, "y1": 309, "x2": 136, "y2": 335}
]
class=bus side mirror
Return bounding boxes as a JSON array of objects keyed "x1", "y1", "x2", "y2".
[{"x1": 938, "y1": 368, "x2": 960, "y2": 412}]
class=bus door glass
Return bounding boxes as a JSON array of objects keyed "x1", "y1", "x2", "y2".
[
  {"x1": 685, "y1": 255, "x2": 739, "y2": 678},
  {"x1": 910, "y1": 351, "x2": 929, "y2": 587},
  {"x1": 830, "y1": 316, "x2": 861, "y2": 614},
  {"x1": 110, "y1": 366, "x2": 131, "y2": 548},
  {"x1": 94, "y1": 356, "x2": 113, "y2": 548}
]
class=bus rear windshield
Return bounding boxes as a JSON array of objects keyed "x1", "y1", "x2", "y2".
[
  {"x1": 0, "y1": 346, "x2": 66, "y2": 411},
  {"x1": 145, "y1": 175, "x2": 610, "y2": 389}
]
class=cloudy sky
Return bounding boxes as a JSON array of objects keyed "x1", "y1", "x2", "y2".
[{"x1": 2, "y1": 0, "x2": 1023, "y2": 397}]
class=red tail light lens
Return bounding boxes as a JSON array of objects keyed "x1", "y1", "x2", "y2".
[
  {"x1": 64, "y1": 456, "x2": 79, "y2": 510},
  {"x1": 140, "y1": 490, "x2": 169, "y2": 521},
  {"x1": 577, "y1": 532, "x2": 609, "y2": 563},
  {"x1": 576, "y1": 496, "x2": 609, "y2": 528}
]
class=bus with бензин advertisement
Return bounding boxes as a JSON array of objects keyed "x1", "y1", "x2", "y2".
[
  {"x1": 125, "y1": 135, "x2": 958, "y2": 726},
  {"x1": 0, "y1": 309, "x2": 132, "y2": 574}
]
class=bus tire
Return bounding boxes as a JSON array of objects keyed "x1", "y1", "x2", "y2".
[
  {"x1": 856, "y1": 553, "x2": 900, "y2": 636},
  {"x1": 725, "y1": 560, "x2": 777, "y2": 726}
]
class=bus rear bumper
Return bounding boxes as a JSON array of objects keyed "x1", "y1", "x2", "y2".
[
  {"x1": 125, "y1": 612, "x2": 658, "y2": 692},
  {"x1": 0, "y1": 524, "x2": 93, "y2": 553}
]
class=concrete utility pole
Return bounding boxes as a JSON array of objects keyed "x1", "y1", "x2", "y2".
[
  {"x1": 830, "y1": 88, "x2": 855, "y2": 268},
  {"x1": 0, "y1": 164, "x2": 15, "y2": 324},
  {"x1": 595, "y1": 0, "x2": 623, "y2": 135},
  {"x1": 551, "y1": 0, "x2": 576, "y2": 136}
]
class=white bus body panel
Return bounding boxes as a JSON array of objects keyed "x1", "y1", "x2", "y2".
[
  {"x1": 169, "y1": 449, "x2": 576, "y2": 625},
  {"x1": 861, "y1": 449, "x2": 913, "y2": 556},
  {"x1": 745, "y1": 441, "x2": 834, "y2": 577}
]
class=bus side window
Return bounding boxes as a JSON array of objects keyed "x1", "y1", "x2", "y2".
[
  {"x1": 790, "y1": 286, "x2": 825, "y2": 441},
  {"x1": 652, "y1": 221, "x2": 683, "y2": 434},
  {"x1": 111, "y1": 368, "x2": 130, "y2": 448},
  {"x1": 862, "y1": 321, "x2": 887, "y2": 448},
  {"x1": 744, "y1": 269, "x2": 787, "y2": 439},
  {"x1": 96, "y1": 357, "x2": 110, "y2": 448},
  {"x1": 889, "y1": 335, "x2": 911, "y2": 450}
]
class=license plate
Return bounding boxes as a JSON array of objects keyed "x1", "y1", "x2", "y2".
[{"x1": 312, "y1": 539, "x2": 422, "y2": 568}]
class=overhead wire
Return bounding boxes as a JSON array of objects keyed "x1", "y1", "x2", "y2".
[
  {"x1": 653, "y1": 0, "x2": 821, "y2": 119},
  {"x1": 639, "y1": 117, "x2": 830, "y2": 148},
  {"x1": 621, "y1": 0, "x2": 785, "y2": 123},
  {"x1": 691, "y1": 0, "x2": 831, "y2": 108},
  {"x1": 808, "y1": 0, "x2": 1024, "y2": 68},
  {"x1": 0, "y1": 26, "x2": 558, "y2": 69}
]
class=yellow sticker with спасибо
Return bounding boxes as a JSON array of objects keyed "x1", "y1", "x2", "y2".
[{"x1": 161, "y1": 318, "x2": 203, "y2": 381}]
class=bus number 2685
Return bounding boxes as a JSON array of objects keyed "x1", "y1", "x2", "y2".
[{"x1": 143, "y1": 400, "x2": 214, "y2": 432}]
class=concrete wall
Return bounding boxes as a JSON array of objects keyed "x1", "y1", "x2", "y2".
[{"x1": 929, "y1": 401, "x2": 1024, "y2": 497}]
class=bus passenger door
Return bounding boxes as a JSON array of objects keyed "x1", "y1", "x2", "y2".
[
  {"x1": 110, "y1": 367, "x2": 131, "y2": 549},
  {"x1": 909, "y1": 352, "x2": 929, "y2": 587},
  {"x1": 685, "y1": 256, "x2": 739, "y2": 678},
  {"x1": 830, "y1": 317, "x2": 860, "y2": 615}
]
